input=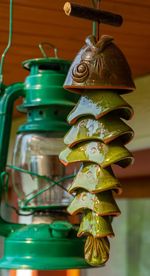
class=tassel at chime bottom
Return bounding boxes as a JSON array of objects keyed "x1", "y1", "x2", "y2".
[{"x1": 59, "y1": 35, "x2": 135, "y2": 266}]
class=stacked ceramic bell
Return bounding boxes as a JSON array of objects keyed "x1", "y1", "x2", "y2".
[{"x1": 59, "y1": 35, "x2": 135, "y2": 266}]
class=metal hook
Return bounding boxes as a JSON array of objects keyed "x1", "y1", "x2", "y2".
[
  {"x1": 38, "y1": 42, "x2": 58, "y2": 58},
  {"x1": 0, "y1": 0, "x2": 13, "y2": 89}
]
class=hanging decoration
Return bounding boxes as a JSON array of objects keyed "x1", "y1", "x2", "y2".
[{"x1": 60, "y1": 1, "x2": 135, "y2": 266}]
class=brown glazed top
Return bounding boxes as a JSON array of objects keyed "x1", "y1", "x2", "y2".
[{"x1": 64, "y1": 35, "x2": 135, "y2": 92}]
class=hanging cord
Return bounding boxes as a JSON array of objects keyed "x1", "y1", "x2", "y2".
[
  {"x1": 92, "y1": 0, "x2": 101, "y2": 40},
  {"x1": 0, "y1": 0, "x2": 13, "y2": 88}
]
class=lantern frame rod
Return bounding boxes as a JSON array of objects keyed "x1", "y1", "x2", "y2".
[
  {"x1": 63, "y1": 2, "x2": 123, "y2": 27},
  {"x1": 0, "y1": 0, "x2": 13, "y2": 87}
]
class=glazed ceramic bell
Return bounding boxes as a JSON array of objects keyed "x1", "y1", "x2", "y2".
[
  {"x1": 60, "y1": 140, "x2": 134, "y2": 168},
  {"x1": 64, "y1": 35, "x2": 135, "y2": 92},
  {"x1": 68, "y1": 164, "x2": 122, "y2": 194},
  {"x1": 64, "y1": 114, "x2": 134, "y2": 147},
  {"x1": 67, "y1": 190, "x2": 121, "y2": 216},
  {"x1": 78, "y1": 210, "x2": 114, "y2": 238},
  {"x1": 67, "y1": 91, "x2": 134, "y2": 125}
]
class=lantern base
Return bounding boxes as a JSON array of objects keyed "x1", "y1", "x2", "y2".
[{"x1": 0, "y1": 223, "x2": 91, "y2": 270}]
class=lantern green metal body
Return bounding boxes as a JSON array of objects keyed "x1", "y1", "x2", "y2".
[{"x1": 0, "y1": 57, "x2": 90, "y2": 270}]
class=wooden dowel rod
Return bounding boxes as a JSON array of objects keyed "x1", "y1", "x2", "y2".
[{"x1": 64, "y1": 2, "x2": 123, "y2": 27}]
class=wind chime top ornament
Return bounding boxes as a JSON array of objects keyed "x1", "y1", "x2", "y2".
[{"x1": 64, "y1": 34, "x2": 135, "y2": 91}]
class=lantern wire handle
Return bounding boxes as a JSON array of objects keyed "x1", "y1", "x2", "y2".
[
  {"x1": 92, "y1": 0, "x2": 101, "y2": 40},
  {"x1": 39, "y1": 42, "x2": 58, "y2": 58},
  {"x1": 0, "y1": 0, "x2": 13, "y2": 88},
  {"x1": 6, "y1": 165, "x2": 76, "y2": 214}
]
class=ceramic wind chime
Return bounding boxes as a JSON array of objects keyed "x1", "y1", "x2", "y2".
[{"x1": 60, "y1": 1, "x2": 135, "y2": 267}]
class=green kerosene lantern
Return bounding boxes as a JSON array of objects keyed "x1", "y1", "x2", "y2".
[{"x1": 0, "y1": 42, "x2": 93, "y2": 269}]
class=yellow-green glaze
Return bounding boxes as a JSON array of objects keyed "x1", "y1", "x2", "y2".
[
  {"x1": 69, "y1": 164, "x2": 121, "y2": 194},
  {"x1": 78, "y1": 210, "x2": 114, "y2": 238},
  {"x1": 67, "y1": 91, "x2": 133, "y2": 125},
  {"x1": 59, "y1": 140, "x2": 133, "y2": 168},
  {"x1": 68, "y1": 190, "x2": 120, "y2": 216},
  {"x1": 64, "y1": 114, "x2": 134, "y2": 147}
]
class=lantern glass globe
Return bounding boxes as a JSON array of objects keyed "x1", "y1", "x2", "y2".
[{"x1": 12, "y1": 132, "x2": 73, "y2": 212}]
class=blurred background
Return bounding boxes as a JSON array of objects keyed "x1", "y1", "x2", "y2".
[{"x1": 0, "y1": 0, "x2": 150, "y2": 276}]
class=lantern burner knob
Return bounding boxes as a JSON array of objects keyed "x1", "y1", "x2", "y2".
[{"x1": 49, "y1": 221, "x2": 73, "y2": 238}]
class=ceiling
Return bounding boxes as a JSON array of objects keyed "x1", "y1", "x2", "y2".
[{"x1": 0, "y1": 0, "x2": 150, "y2": 86}]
